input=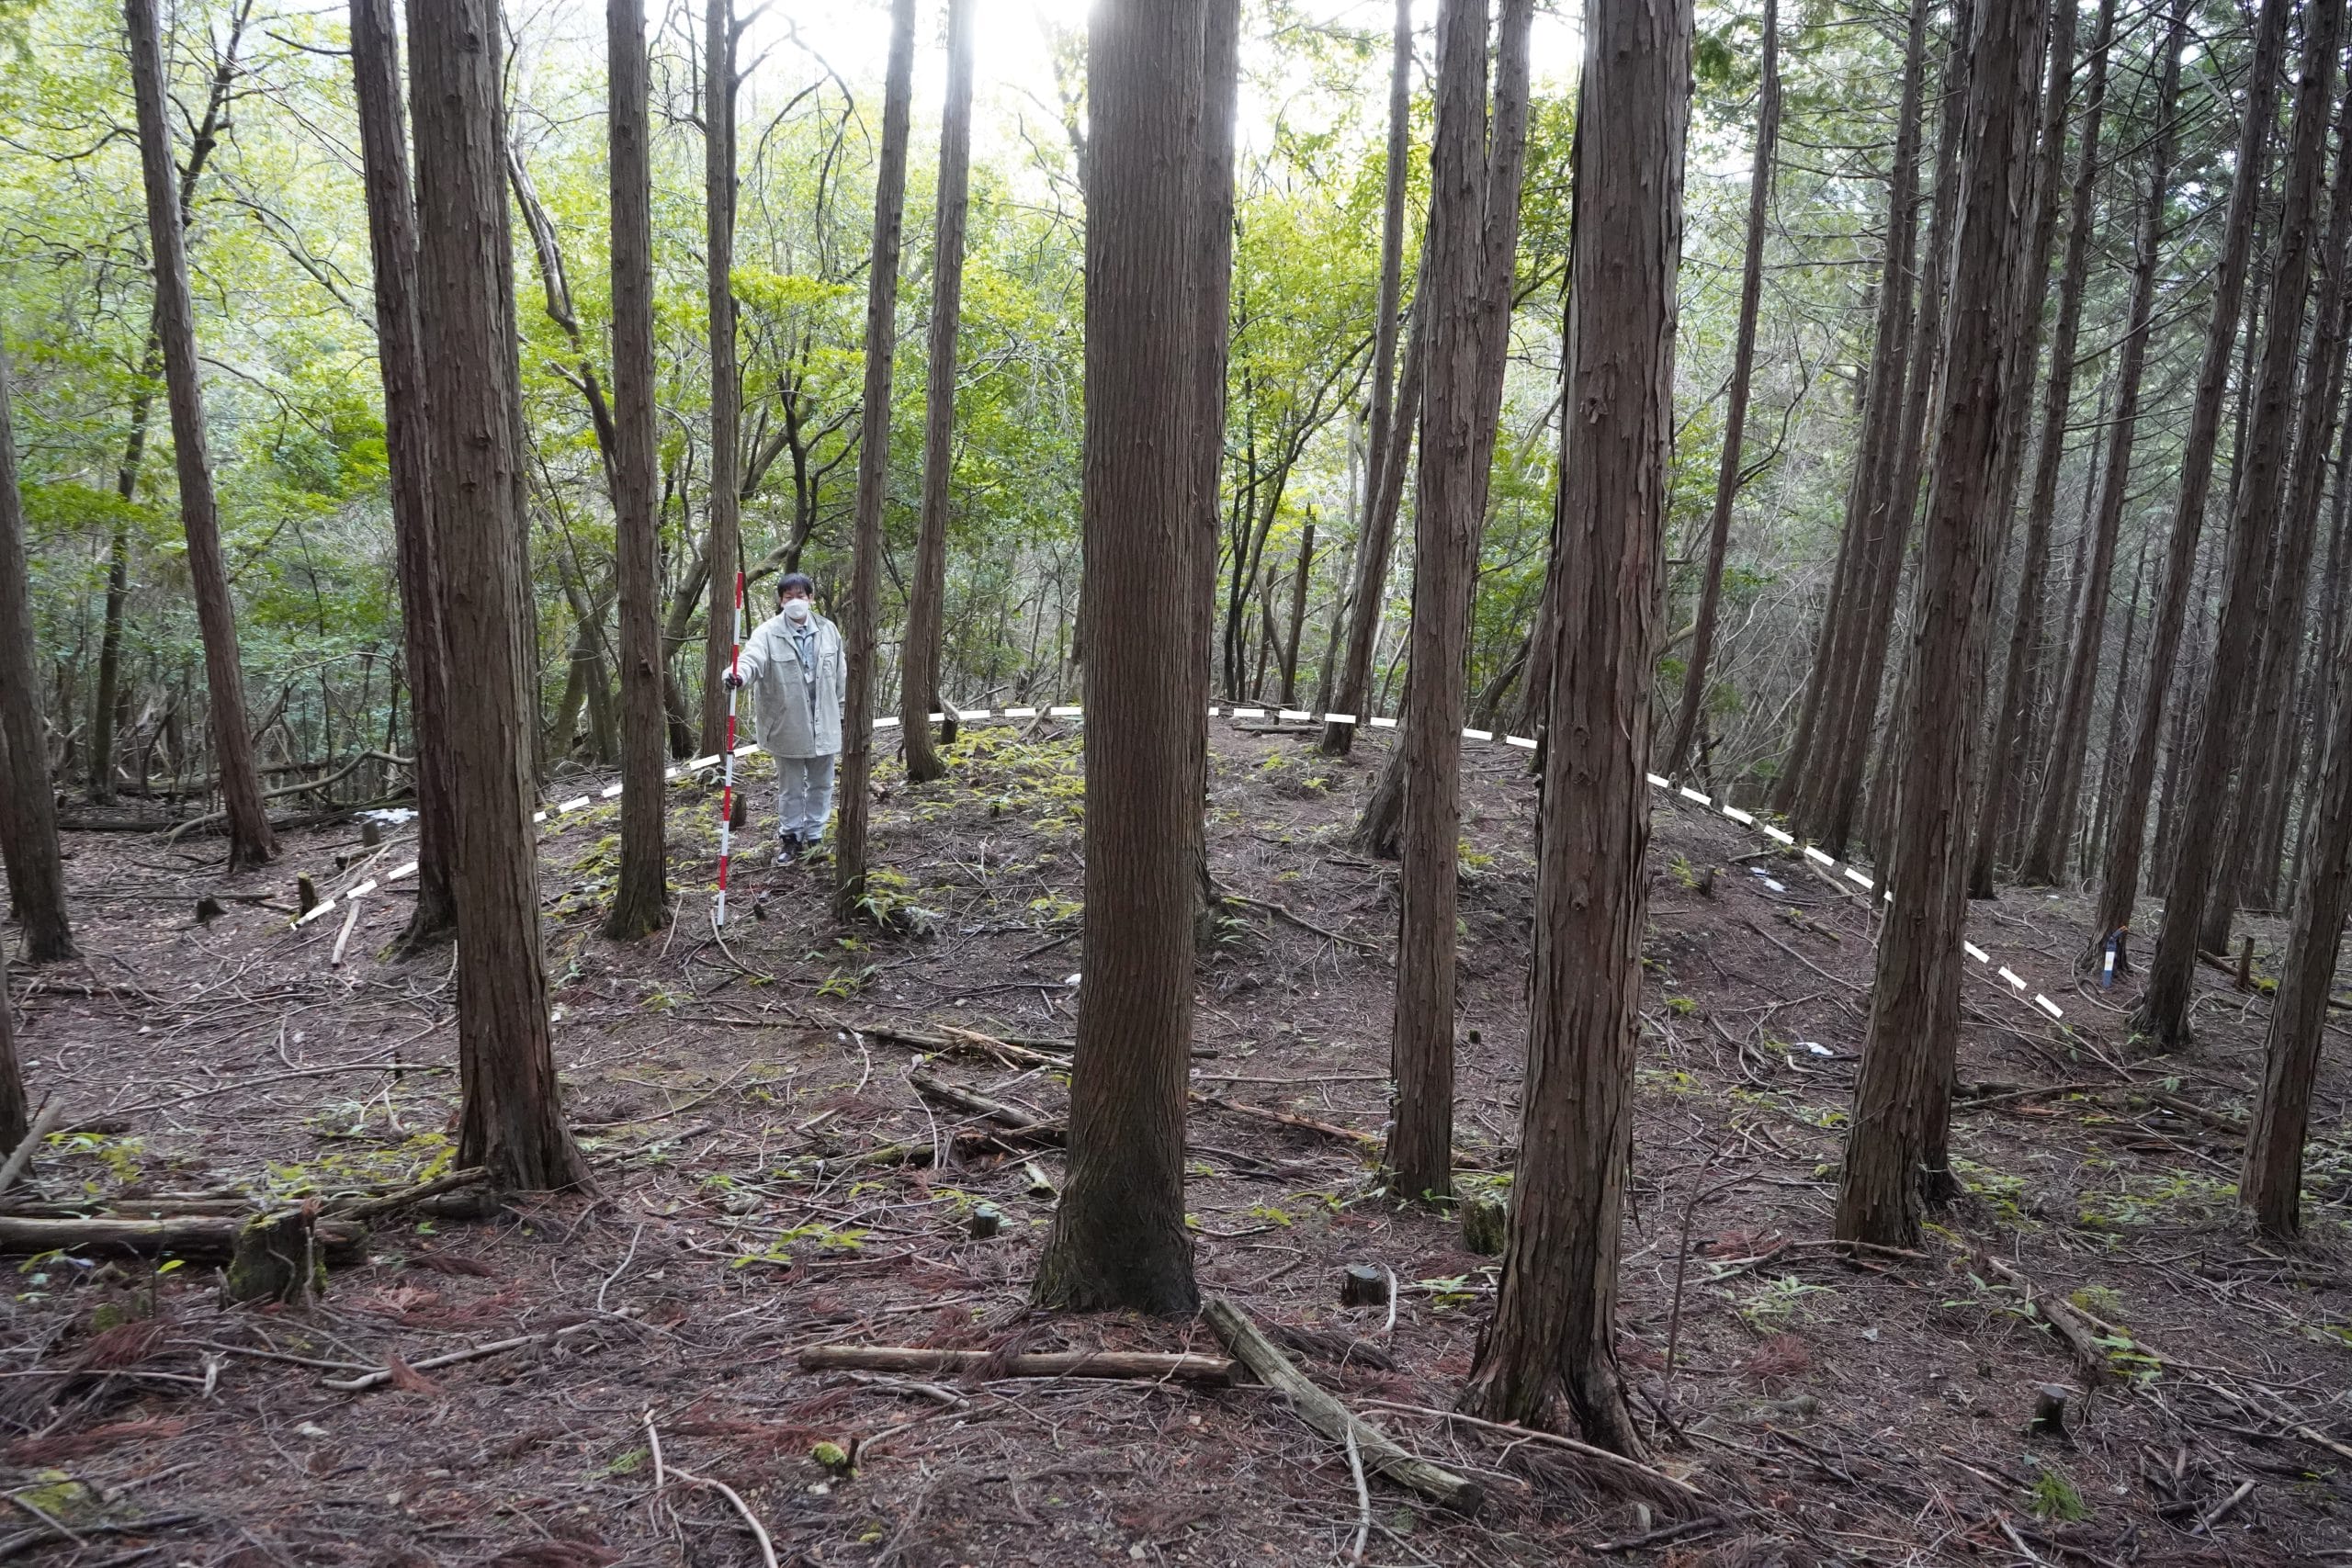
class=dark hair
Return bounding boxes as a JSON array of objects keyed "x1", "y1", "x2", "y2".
[{"x1": 777, "y1": 572, "x2": 816, "y2": 601}]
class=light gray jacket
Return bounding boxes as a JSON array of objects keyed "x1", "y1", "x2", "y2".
[{"x1": 737, "y1": 609, "x2": 845, "y2": 759}]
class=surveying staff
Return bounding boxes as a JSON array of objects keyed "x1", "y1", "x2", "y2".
[{"x1": 725, "y1": 572, "x2": 844, "y2": 866}]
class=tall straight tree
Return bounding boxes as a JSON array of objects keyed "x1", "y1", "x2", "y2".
[
  {"x1": 124, "y1": 0, "x2": 275, "y2": 872},
  {"x1": 699, "y1": 0, "x2": 742, "y2": 758},
  {"x1": 411, "y1": 0, "x2": 592, "y2": 1190},
  {"x1": 1033, "y1": 0, "x2": 1206, "y2": 1316},
  {"x1": 1322, "y1": 0, "x2": 1417, "y2": 759},
  {"x1": 350, "y1": 0, "x2": 456, "y2": 951},
  {"x1": 1662, "y1": 0, "x2": 1779, "y2": 778},
  {"x1": 2243, "y1": 614, "x2": 2352, "y2": 1235},
  {"x1": 2136, "y1": 0, "x2": 2341, "y2": 1046},
  {"x1": 2022, "y1": 0, "x2": 2185, "y2": 886},
  {"x1": 1834, "y1": 0, "x2": 2040, "y2": 1247},
  {"x1": 901, "y1": 0, "x2": 976, "y2": 786},
  {"x1": 2086, "y1": 0, "x2": 2290, "y2": 970},
  {"x1": 604, "y1": 0, "x2": 667, "y2": 941},
  {"x1": 1459, "y1": 0, "x2": 1688, "y2": 1452},
  {"x1": 1771, "y1": 0, "x2": 1928, "y2": 820},
  {"x1": 1967, "y1": 0, "x2": 2106, "y2": 898},
  {"x1": 1385, "y1": 0, "x2": 1533, "y2": 1202},
  {"x1": 1185, "y1": 0, "x2": 1238, "y2": 927},
  {"x1": 2210, "y1": 87, "x2": 2352, "y2": 940},
  {"x1": 834, "y1": 0, "x2": 917, "y2": 922},
  {"x1": 0, "y1": 339, "x2": 74, "y2": 964},
  {"x1": 0, "y1": 943, "x2": 22, "y2": 1149}
]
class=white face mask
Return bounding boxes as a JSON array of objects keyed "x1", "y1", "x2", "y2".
[{"x1": 782, "y1": 598, "x2": 812, "y2": 623}]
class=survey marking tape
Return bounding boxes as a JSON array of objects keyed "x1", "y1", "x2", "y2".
[
  {"x1": 1679, "y1": 785, "x2": 1712, "y2": 806},
  {"x1": 2034, "y1": 994, "x2": 2064, "y2": 1020},
  {"x1": 1505, "y1": 734, "x2": 1538, "y2": 750},
  {"x1": 1997, "y1": 966, "x2": 2027, "y2": 992},
  {"x1": 1964, "y1": 942, "x2": 1990, "y2": 963},
  {"x1": 1844, "y1": 868, "x2": 1874, "y2": 889},
  {"x1": 1804, "y1": 846, "x2": 1836, "y2": 867}
]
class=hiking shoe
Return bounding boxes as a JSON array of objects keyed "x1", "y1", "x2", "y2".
[{"x1": 774, "y1": 833, "x2": 801, "y2": 868}]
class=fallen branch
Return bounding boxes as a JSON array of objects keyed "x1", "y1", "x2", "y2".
[
  {"x1": 667, "y1": 1465, "x2": 779, "y2": 1568},
  {"x1": 0, "y1": 1213, "x2": 365, "y2": 1263},
  {"x1": 2067, "y1": 1299, "x2": 2352, "y2": 1465},
  {"x1": 907, "y1": 1066, "x2": 1062, "y2": 1143},
  {"x1": 326, "y1": 1167, "x2": 488, "y2": 1222},
  {"x1": 322, "y1": 1308, "x2": 637, "y2": 1392},
  {"x1": 1223, "y1": 893, "x2": 1383, "y2": 953},
  {"x1": 798, "y1": 1345, "x2": 1234, "y2": 1385},
  {"x1": 1203, "y1": 1296, "x2": 1481, "y2": 1514},
  {"x1": 1352, "y1": 1396, "x2": 1713, "y2": 1511},
  {"x1": 1193, "y1": 1094, "x2": 1382, "y2": 1152},
  {"x1": 164, "y1": 750, "x2": 412, "y2": 842},
  {"x1": 1973, "y1": 1252, "x2": 2106, "y2": 1383},
  {"x1": 0, "y1": 1101, "x2": 64, "y2": 1201}
]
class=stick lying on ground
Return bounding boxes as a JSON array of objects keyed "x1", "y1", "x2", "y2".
[
  {"x1": 323, "y1": 1308, "x2": 639, "y2": 1393},
  {"x1": 799, "y1": 1345, "x2": 1236, "y2": 1385},
  {"x1": 1203, "y1": 1296, "x2": 1482, "y2": 1514},
  {"x1": 325, "y1": 1166, "x2": 488, "y2": 1222},
  {"x1": 0, "y1": 1100, "x2": 64, "y2": 1201}
]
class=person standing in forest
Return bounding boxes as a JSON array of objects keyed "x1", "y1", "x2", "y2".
[{"x1": 728, "y1": 573, "x2": 844, "y2": 866}]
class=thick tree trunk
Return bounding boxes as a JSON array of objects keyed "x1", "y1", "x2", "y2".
[
  {"x1": 0, "y1": 341, "x2": 74, "y2": 964},
  {"x1": 125, "y1": 0, "x2": 275, "y2": 873},
  {"x1": 2243, "y1": 608, "x2": 2352, "y2": 1235},
  {"x1": 833, "y1": 0, "x2": 916, "y2": 923},
  {"x1": 604, "y1": 0, "x2": 668, "y2": 942},
  {"x1": 1032, "y1": 0, "x2": 1207, "y2": 1318},
  {"x1": 2086, "y1": 0, "x2": 2290, "y2": 972},
  {"x1": 351, "y1": 0, "x2": 457, "y2": 952},
  {"x1": 2136, "y1": 0, "x2": 2338, "y2": 1047},
  {"x1": 900, "y1": 0, "x2": 975, "y2": 787},
  {"x1": 2085, "y1": 533, "x2": 2153, "y2": 881},
  {"x1": 1834, "y1": 0, "x2": 2039, "y2": 1247},
  {"x1": 1385, "y1": 0, "x2": 1533, "y2": 1204},
  {"x1": 1662, "y1": 0, "x2": 1778, "y2": 778},
  {"x1": 1774, "y1": 0, "x2": 1929, "y2": 824},
  {"x1": 1966, "y1": 0, "x2": 2104, "y2": 898},
  {"x1": 2208, "y1": 92, "x2": 2352, "y2": 940},
  {"x1": 2021, "y1": 0, "x2": 2183, "y2": 888},
  {"x1": 1322, "y1": 0, "x2": 1417, "y2": 760},
  {"x1": 1458, "y1": 0, "x2": 1685, "y2": 1455},
  {"x1": 411, "y1": 0, "x2": 591, "y2": 1191},
  {"x1": 699, "y1": 0, "x2": 742, "y2": 759}
]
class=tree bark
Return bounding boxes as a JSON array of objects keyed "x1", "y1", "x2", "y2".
[
  {"x1": 1458, "y1": 0, "x2": 1686, "y2": 1455},
  {"x1": 699, "y1": 0, "x2": 742, "y2": 758},
  {"x1": 124, "y1": 0, "x2": 275, "y2": 873},
  {"x1": 603, "y1": 0, "x2": 668, "y2": 941},
  {"x1": 1662, "y1": 0, "x2": 1779, "y2": 777},
  {"x1": 2135, "y1": 0, "x2": 2338, "y2": 1047},
  {"x1": 351, "y1": 0, "x2": 457, "y2": 952},
  {"x1": 1834, "y1": 0, "x2": 2040, "y2": 1247},
  {"x1": 833, "y1": 0, "x2": 917, "y2": 923},
  {"x1": 1385, "y1": 0, "x2": 1533, "y2": 1204},
  {"x1": 1966, "y1": 0, "x2": 2102, "y2": 898},
  {"x1": 0, "y1": 945, "x2": 23, "y2": 1150},
  {"x1": 1032, "y1": 0, "x2": 1207, "y2": 1317},
  {"x1": 900, "y1": 0, "x2": 975, "y2": 786},
  {"x1": 1773, "y1": 0, "x2": 1929, "y2": 824},
  {"x1": 1187, "y1": 0, "x2": 1237, "y2": 934},
  {"x1": 1322, "y1": 0, "x2": 1419, "y2": 760},
  {"x1": 2243, "y1": 608, "x2": 2352, "y2": 1235},
  {"x1": 2086, "y1": 0, "x2": 2290, "y2": 971},
  {"x1": 2021, "y1": 0, "x2": 2184, "y2": 887},
  {"x1": 0, "y1": 340, "x2": 74, "y2": 964},
  {"x1": 2209, "y1": 89, "x2": 2352, "y2": 937},
  {"x1": 411, "y1": 0, "x2": 592, "y2": 1191}
]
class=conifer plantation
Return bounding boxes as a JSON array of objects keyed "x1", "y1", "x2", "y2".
[{"x1": 6, "y1": 0, "x2": 2352, "y2": 1558}]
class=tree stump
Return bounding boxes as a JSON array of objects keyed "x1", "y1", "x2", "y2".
[
  {"x1": 297, "y1": 874, "x2": 320, "y2": 917},
  {"x1": 2029, "y1": 1383, "x2": 2070, "y2": 1440},
  {"x1": 1340, "y1": 1263, "x2": 1385, "y2": 1306},
  {"x1": 222, "y1": 1206, "x2": 327, "y2": 1306},
  {"x1": 360, "y1": 819, "x2": 383, "y2": 847},
  {"x1": 1460, "y1": 1197, "x2": 1509, "y2": 1257},
  {"x1": 194, "y1": 896, "x2": 225, "y2": 925},
  {"x1": 729, "y1": 792, "x2": 748, "y2": 829},
  {"x1": 968, "y1": 1202, "x2": 1002, "y2": 1240}
]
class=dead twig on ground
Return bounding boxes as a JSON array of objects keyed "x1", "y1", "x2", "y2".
[{"x1": 798, "y1": 1345, "x2": 1234, "y2": 1384}]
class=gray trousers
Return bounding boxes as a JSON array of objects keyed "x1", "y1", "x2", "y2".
[{"x1": 775, "y1": 753, "x2": 837, "y2": 841}]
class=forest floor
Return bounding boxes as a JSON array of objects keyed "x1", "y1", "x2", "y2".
[{"x1": 5, "y1": 720, "x2": 2351, "y2": 1567}]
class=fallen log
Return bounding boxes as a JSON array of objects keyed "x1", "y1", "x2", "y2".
[
  {"x1": 1203, "y1": 1296, "x2": 1482, "y2": 1514},
  {"x1": 0, "y1": 1213, "x2": 366, "y2": 1263},
  {"x1": 1973, "y1": 1252, "x2": 2107, "y2": 1383},
  {"x1": 797, "y1": 1345, "x2": 1235, "y2": 1385},
  {"x1": 326, "y1": 1166, "x2": 488, "y2": 1222},
  {"x1": 907, "y1": 1066, "x2": 1061, "y2": 1143}
]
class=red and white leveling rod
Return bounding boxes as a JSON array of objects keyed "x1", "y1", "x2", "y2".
[{"x1": 715, "y1": 570, "x2": 747, "y2": 926}]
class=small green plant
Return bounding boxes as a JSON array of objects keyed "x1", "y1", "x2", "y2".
[
  {"x1": 1666, "y1": 995, "x2": 1698, "y2": 1017},
  {"x1": 1736, "y1": 1274, "x2": 1833, "y2": 1330},
  {"x1": 2030, "y1": 1467, "x2": 2088, "y2": 1522}
]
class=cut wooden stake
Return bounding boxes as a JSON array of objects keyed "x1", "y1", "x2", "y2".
[
  {"x1": 330, "y1": 898, "x2": 365, "y2": 966},
  {"x1": 1202, "y1": 1296, "x2": 1482, "y2": 1514},
  {"x1": 797, "y1": 1345, "x2": 1234, "y2": 1384}
]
